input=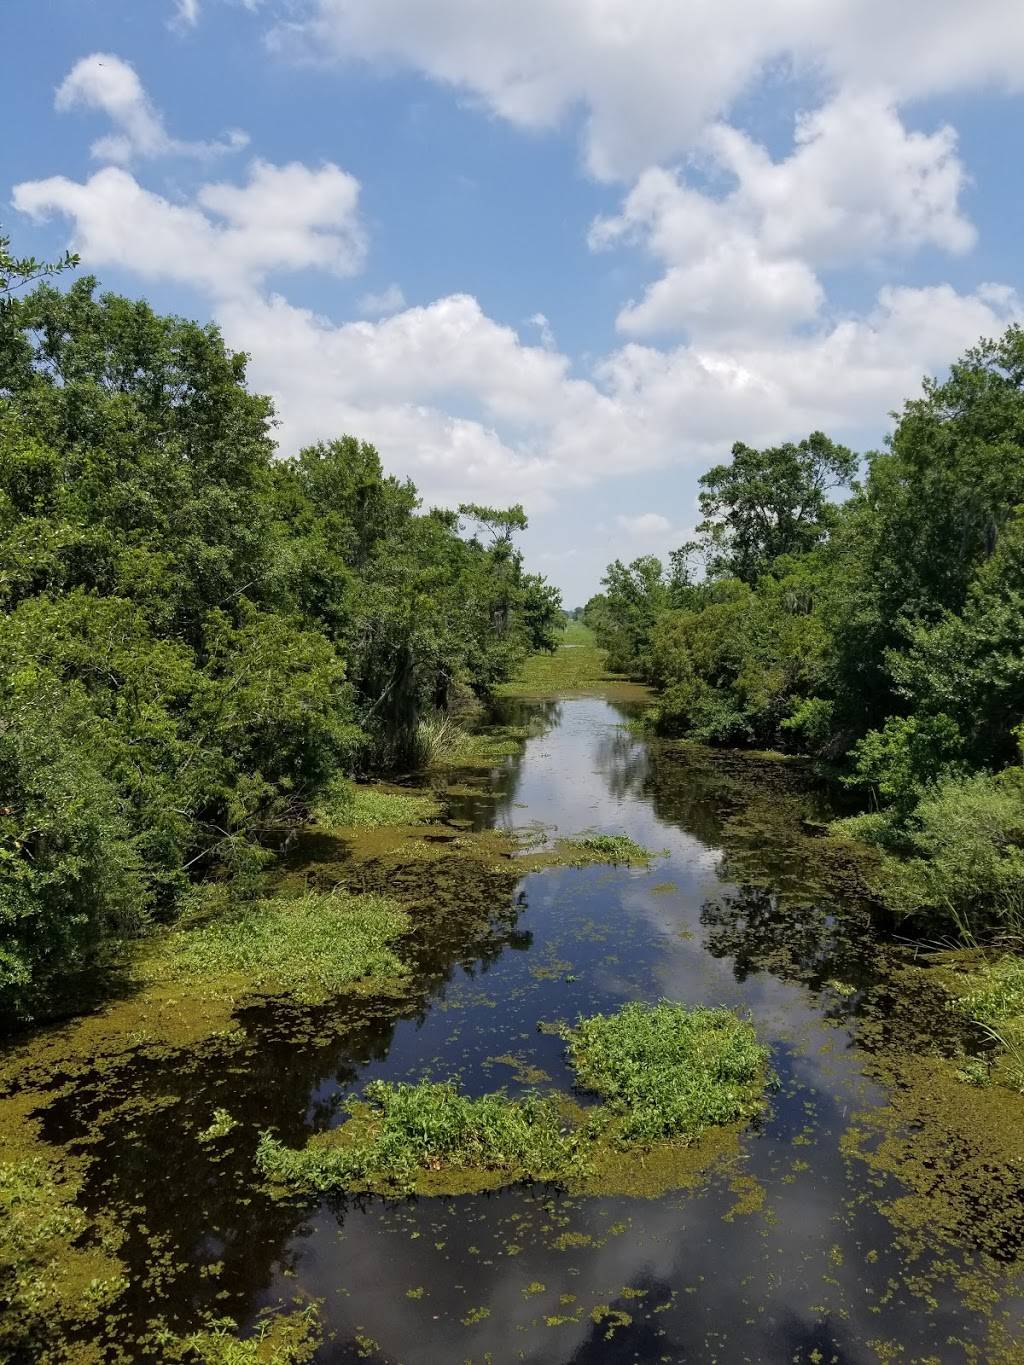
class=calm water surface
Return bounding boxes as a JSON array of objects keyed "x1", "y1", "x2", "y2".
[{"x1": 30, "y1": 697, "x2": 1024, "y2": 1362}]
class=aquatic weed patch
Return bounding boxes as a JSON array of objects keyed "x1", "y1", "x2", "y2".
[
  {"x1": 561, "y1": 1000, "x2": 769, "y2": 1144},
  {"x1": 257, "y1": 1080, "x2": 585, "y2": 1195},
  {"x1": 0, "y1": 1149, "x2": 128, "y2": 1359},
  {"x1": 947, "y1": 952, "x2": 1024, "y2": 1089},
  {"x1": 156, "y1": 1306, "x2": 322, "y2": 1363},
  {"x1": 256, "y1": 1001, "x2": 768, "y2": 1197},
  {"x1": 554, "y1": 834, "x2": 660, "y2": 866},
  {"x1": 144, "y1": 890, "x2": 409, "y2": 1006},
  {"x1": 314, "y1": 781, "x2": 442, "y2": 829}
]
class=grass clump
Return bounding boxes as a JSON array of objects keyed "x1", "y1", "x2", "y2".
[
  {"x1": 144, "y1": 890, "x2": 408, "y2": 1005},
  {"x1": 950, "y1": 953, "x2": 1024, "y2": 1090},
  {"x1": 561, "y1": 1000, "x2": 769, "y2": 1144},
  {"x1": 157, "y1": 1307, "x2": 322, "y2": 1363},
  {"x1": 557, "y1": 834, "x2": 659, "y2": 866},
  {"x1": 314, "y1": 779, "x2": 441, "y2": 829},
  {"x1": 257, "y1": 1080, "x2": 584, "y2": 1195}
]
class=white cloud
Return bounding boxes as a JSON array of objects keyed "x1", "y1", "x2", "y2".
[
  {"x1": 173, "y1": 0, "x2": 200, "y2": 26},
  {"x1": 55, "y1": 54, "x2": 247, "y2": 162},
  {"x1": 16, "y1": 150, "x2": 1020, "y2": 515},
  {"x1": 592, "y1": 91, "x2": 973, "y2": 340},
  {"x1": 357, "y1": 283, "x2": 406, "y2": 317},
  {"x1": 617, "y1": 512, "x2": 672, "y2": 537},
  {"x1": 13, "y1": 160, "x2": 366, "y2": 297},
  {"x1": 276, "y1": 0, "x2": 1024, "y2": 180},
  {"x1": 527, "y1": 312, "x2": 556, "y2": 350}
]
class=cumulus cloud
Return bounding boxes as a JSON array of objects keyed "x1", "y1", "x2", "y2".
[
  {"x1": 56, "y1": 54, "x2": 247, "y2": 162},
  {"x1": 274, "y1": 0, "x2": 1024, "y2": 180},
  {"x1": 15, "y1": 146, "x2": 1020, "y2": 514},
  {"x1": 591, "y1": 91, "x2": 973, "y2": 339},
  {"x1": 13, "y1": 160, "x2": 366, "y2": 297}
]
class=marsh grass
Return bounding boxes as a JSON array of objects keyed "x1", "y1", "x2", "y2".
[
  {"x1": 495, "y1": 623, "x2": 641, "y2": 699},
  {"x1": 314, "y1": 780, "x2": 441, "y2": 829},
  {"x1": 257, "y1": 1080, "x2": 585, "y2": 1194},
  {"x1": 258, "y1": 1001, "x2": 769, "y2": 1196},
  {"x1": 561, "y1": 1000, "x2": 769, "y2": 1144},
  {"x1": 952, "y1": 954, "x2": 1024, "y2": 1090},
  {"x1": 555, "y1": 834, "x2": 661, "y2": 866},
  {"x1": 144, "y1": 890, "x2": 409, "y2": 1005}
]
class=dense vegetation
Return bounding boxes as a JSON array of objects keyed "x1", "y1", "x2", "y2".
[
  {"x1": 586, "y1": 329, "x2": 1024, "y2": 936},
  {"x1": 0, "y1": 249, "x2": 561, "y2": 1019},
  {"x1": 256, "y1": 1000, "x2": 768, "y2": 1196}
]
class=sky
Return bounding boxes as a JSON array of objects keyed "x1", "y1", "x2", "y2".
[{"x1": 5, "y1": 1, "x2": 1024, "y2": 605}]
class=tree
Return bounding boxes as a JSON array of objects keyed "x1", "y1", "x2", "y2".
[{"x1": 697, "y1": 432, "x2": 857, "y2": 585}]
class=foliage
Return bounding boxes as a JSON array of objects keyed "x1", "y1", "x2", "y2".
[
  {"x1": 592, "y1": 323, "x2": 1024, "y2": 934},
  {"x1": 312, "y1": 781, "x2": 441, "y2": 829},
  {"x1": 157, "y1": 1308, "x2": 322, "y2": 1364},
  {"x1": 696, "y1": 432, "x2": 857, "y2": 585},
  {"x1": 0, "y1": 230, "x2": 77, "y2": 309},
  {"x1": 646, "y1": 570, "x2": 829, "y2": 746},
  {"x1": 143, "y1": 890, "x2": 409, "y2": 1005},
  {"x1": 256, "y1": 1080, "x2": 583, "y2": 1194},
  {"x1": 840, "y1": 767, "x2": 1024, "y2": 932},
  {"x1": 0, "y1": 260, "x2": 559, "y2": 1016},
  {"x1": 560, "y1": 1001, "x2": 768, "y2": 1145}
]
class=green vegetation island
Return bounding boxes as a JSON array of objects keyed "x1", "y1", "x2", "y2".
[{"x1": 3, "y1": 237, "x2": 1024, "y2": 1362}]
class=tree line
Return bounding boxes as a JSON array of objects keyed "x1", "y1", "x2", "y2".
[
  {"x1": 586, "y1": 329, "x2": 1024, "y2": 934},
  {"x1": 0, "y1": 242, "x2": 561, "y2": 1018}
]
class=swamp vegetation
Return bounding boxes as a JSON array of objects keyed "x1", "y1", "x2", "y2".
[{"x1": 3, "y1": 243, "x2": 1024, "y2": 1361}]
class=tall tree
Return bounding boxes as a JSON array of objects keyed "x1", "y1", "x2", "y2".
[{"x1": 697, "y1": 432, "x2": 857, "y2": 585}]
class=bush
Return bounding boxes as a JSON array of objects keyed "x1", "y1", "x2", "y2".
[{"x1": 843, "y1": 767, "x2": 1024, "y2": 931}]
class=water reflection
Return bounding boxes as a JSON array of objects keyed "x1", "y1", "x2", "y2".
[{"x1": 22, "y1": 696, "x2": 1024, "y2": 1361}]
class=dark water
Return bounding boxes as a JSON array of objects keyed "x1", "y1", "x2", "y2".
[{"x1": 23, "y1": 697, "x2": 1024, "y2": 1362}]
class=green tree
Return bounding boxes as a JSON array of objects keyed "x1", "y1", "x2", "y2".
[{"x1": 697, "y1": 432, "x2": 857, "y2": 585}]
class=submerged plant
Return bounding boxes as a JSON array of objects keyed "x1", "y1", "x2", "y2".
[{"x1": 560, "y1": 1000, "x2": 769, "y2": 1144}]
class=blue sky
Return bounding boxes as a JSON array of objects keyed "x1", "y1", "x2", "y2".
[{"x1": 6, "y1": 1, "x2": 1024, "y2": 604}]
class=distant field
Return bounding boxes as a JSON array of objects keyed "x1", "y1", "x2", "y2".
[{"x1": 498, "y1": 622, "x2": 648, "y2": 700}]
